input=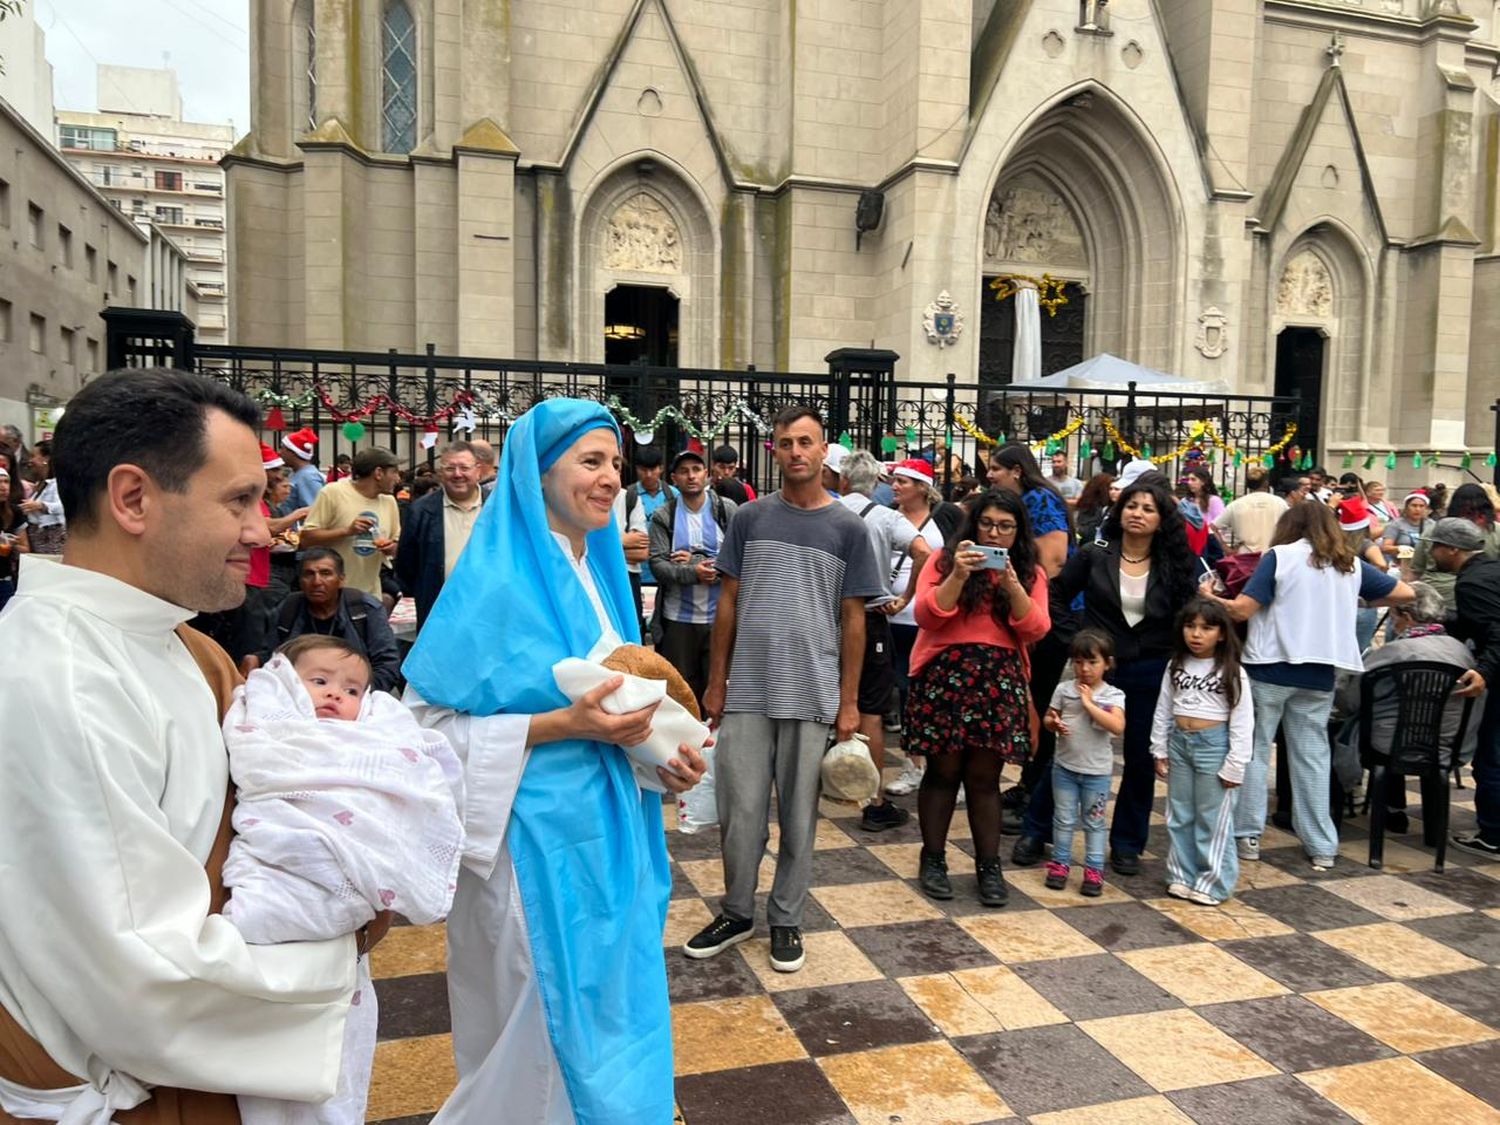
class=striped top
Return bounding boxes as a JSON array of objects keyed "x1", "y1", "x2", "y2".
[{"x1": 715, "y1": 493, "x2": 885, "y2": 723}]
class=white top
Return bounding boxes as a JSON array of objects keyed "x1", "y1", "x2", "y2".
[
  {"x1": 1245, "y1": 540, "x2": 1365, "y2": 674},
  {"x1": 838, "y1": 492, "x2": 917, "y2": 605},
  {"x1": 1119, "y1": 568, "x2": 1149, "y2": 628},
  {"x1": 0, "y1": 557, "x2": 354, "y2": 1113},
  {"x1": 1149, "y1": 655, "x2": 1255, "y2": 783},
  {"x1": 1212, "y1": 492, "x2": 1288, "y2": 554},
  {"x1": 612, "y1": 489, "x2": 648, "y2": 574},
  {"x1": 890, "y1": 515, "x2": 946, "y2": 626},
  {"x1": 25, "y1": 478, "x2": 64, "y2": 528}
]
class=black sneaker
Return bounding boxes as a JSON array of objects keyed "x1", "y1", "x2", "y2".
[
  {"x1": 1453, "y1": 832, "x2": 1500, "y2": 858},
  {"x1": 1000, "y1": 807, "x2": 1024, "y2": 836},
  {"x1": 1011, "y1": 835, "x2": 1045, "y2": 867},
  {"x1": 682, "y1": 914, "x2": 753, "y2": 960},
  {"x1": 861, "y1": 799, "x2": 911, "y2": 833},
  {"x1": 1001, "y1": 783, "x2": 1029, "y2": 811},
  {"x1": 769, "y1": 925, "x2": 805, "y2": 972},
  {"x1": 1110, "y1": 851, "x2": 1141, "y2": 877},
  {"x1": 976, "y1": 859, "x2": 1010, "y2": 907},
  {"x1": 1383, "y1": 809, "x2": 1410, "y2": 835},
  {"x1": 919, "y1": 850, "x2": 954, "y2": 900}
]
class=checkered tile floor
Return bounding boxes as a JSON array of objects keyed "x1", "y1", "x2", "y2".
[{"x1": 365, "y1": 756, "x2": 1500, "y2": 1124}]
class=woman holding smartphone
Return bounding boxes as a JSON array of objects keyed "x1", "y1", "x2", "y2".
[{"x1": 907, "y1": 490, "x2": 1051, "y2": 907}]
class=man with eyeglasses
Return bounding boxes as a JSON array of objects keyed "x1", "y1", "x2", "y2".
[{"x1": 395, "y1": 440, "x2": 483, "y2": 632}]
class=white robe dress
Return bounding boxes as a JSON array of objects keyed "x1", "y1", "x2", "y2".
[
  {"x1": 409, "y1": 533, "x2": 663, "y2": 1124},
  {"x1": 0, "y1": 557, "x2": 355, "y2": 1123}
]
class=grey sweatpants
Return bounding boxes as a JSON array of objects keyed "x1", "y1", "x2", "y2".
[{"x1": 715, "y1": 714, "x2": 830, "y2": 926}]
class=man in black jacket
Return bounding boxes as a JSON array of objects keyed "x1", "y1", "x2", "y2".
[
  {"x1": 395, "y1": 441, "x2": 483, "y2": 631},
  {"x1": 268, "y1": 548, "x2": 402, "y2": 693},
  {"x1": 1428, "y1": 518, "x2": 1500, "y2": 856}
]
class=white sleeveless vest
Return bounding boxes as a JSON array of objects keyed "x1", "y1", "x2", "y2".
[{"x1": 1245, "y1": 540, "x2": 1365, "y2": 674}]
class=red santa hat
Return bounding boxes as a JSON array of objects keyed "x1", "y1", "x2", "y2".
[
  {"x1": 260, "y1": 442, "x2": 285, "y2": 471},
  {"x1": 1337, "y1": 496, "x2": 1371, "y2": 532},
  {"x1": 890, "y1": 458, "x2": 934, "y2": 484},
  {"x1": 281, "y1": 427, "x2": 318, "y2": 461}
]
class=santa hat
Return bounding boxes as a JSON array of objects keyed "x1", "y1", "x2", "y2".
[
  {"x1": 282, "y1": 427, "x2": 318, "y2": 461},
  {"x1": 891, "y1": 458, "x2": 934, "y2": 484},
  {"x1": 260, "y1": 442, "x2": 285, "y2": 471},
  {"x1": 1401, "y1": 490, "x2": 1429, "y2": 507},
  {"x1": 1337, "y1": 496, "x2": 1371, "y2": 532}
]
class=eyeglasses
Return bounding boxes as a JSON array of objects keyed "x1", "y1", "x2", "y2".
[{"x1": 978, "y1": 519, "x2": 1017, "y2": 534}]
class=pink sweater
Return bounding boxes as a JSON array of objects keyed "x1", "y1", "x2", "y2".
[{"x1": 910, "y1": 561, "x2": 1051, "y2": 678}]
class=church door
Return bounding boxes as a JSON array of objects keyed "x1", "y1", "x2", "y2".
[
  {"x1": 978, "y1": 283, "x2": 1088, "y2": 386},
  {"x1": 1274, "y1": 327, "x2": 1324, "y2": 464}
]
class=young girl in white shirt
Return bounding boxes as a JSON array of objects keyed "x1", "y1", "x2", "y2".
[{"x1": 1150, "y1": 598, "x2": 1254, "y2": 905}]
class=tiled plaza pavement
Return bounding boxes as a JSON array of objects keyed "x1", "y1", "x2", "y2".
[{"x1": 365, "y1": 761, "x2": 1500, "y2": 1124}]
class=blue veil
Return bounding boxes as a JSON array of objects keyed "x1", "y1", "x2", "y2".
[{"x1": 403, "y1": 399, "x2": 674, "y2": 1124}]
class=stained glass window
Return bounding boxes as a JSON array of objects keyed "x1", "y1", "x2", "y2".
[{"x1": 382, "y1": 1, "x2": 417, "y2": 154}]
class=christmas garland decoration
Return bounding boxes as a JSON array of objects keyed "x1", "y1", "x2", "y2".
[
  {"x1": 603, "y1": 397, "x2": 774, "y2": 443},
  {"x1": 956, "y1": 411, "x2": 1301, "y2": 468}
]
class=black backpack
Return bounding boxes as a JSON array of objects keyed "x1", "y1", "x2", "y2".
[{"x1": 277, "y1": 590, "x2": 372, "y2": 650}]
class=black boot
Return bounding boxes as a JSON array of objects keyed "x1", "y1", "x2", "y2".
[
  {"x1": 918, "y1": 850, "x2": 954, "y2": 900},
  {"x1": 1011, "y1": 835, "x2": 1044, "y2": 867},
  {"x1": 977, "y1": 858, "x2": 1010, "y2": 907}
]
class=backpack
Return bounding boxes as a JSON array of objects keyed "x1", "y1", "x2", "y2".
[
  {"x1": 660, "y1": 490, "x2": 729, "y2": 533},
  {"x1": 277, "y1": 589, "x2": 372, "y2": 650}
]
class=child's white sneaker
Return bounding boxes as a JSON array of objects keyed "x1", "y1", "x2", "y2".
[
  {"x1": 1187, "y1": 889, "x2": 1220, "y2": 906},
  {"x1": 1166, "y1": 882, "x2": 1192, "y2": 900}
]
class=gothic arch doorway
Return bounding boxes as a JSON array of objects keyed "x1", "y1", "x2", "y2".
[
  {"x1": 978, "y1": 91, "x2": 1183, "y2": 379},
  {"x1": 1275, "y1": 327, "x2": 1326, "y2": 462},
  {"x1": 605, "y1": 284, "x2": 679, "y2": 366}
]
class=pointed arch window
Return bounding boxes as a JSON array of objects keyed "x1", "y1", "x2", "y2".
[{"x1": 381, "y1": 1, "x2": 417, "y2": 154}]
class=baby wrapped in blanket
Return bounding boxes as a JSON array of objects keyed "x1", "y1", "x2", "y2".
[{"x1": 223, "y1": 636, "x2": 465, "y2": 1125}]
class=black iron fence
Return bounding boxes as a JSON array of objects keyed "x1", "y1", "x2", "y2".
[{"x1": 105, "y1": 311, "x2": 1302, "y2": 499}]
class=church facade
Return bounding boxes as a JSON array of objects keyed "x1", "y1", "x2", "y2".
[{"x1": 227, "y1": 0, "x2": 1500, "y2": 464}]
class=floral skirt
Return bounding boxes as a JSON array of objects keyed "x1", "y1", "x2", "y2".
[
  {"x1": 906, "y1": 644, "x2": 1032, "y2": 763},
  {"x1": 27, "y1": 523, "x2": 66, "y2": 556}
]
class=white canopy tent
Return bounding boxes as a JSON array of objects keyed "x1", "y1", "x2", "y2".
[{"x1": 1008, "y1": 353, "x2": 1231, "y2": 396}]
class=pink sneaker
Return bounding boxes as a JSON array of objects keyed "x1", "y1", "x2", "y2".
[
  {"x1": 1044, "y1": 860, "x2": 1070, "y2": 890},
  {"x1": 1081, "y1": 867, "x2": 1104, "y2": 897}
]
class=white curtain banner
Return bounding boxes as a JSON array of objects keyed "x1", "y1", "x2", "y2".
[{"x1": 1012, "y1": 283, "x2": 1042, "y2": 383}]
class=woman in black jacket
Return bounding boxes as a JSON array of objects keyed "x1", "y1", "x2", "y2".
[{"x1": 1012, "y1": 479, "x2": 1200, "y2": 876}]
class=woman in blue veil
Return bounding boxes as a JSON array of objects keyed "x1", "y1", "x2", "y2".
[{"x1": 404, "y1": 399, "x2": 705, "y2": 1124}]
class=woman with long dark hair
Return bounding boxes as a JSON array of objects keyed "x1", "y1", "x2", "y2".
[
  {"x1": 1012, "y1": 479, "x2": 1201, "y2": 876},
  {"x1": 0, "y1": 451, "x2": 31, "y2": 611},
  {"x1": 909, "y1": 490, "x2": 1050, "y2": 907},
  {"x1": 1203, "y1": 502, "x2": 1412, "y2": 871},
  {"x1": 987, "y1": 443, "x2": 1076, "y2": 813},
  {"x1": 1074, "y1": 473, "x2": 1116, "y2": 546}
]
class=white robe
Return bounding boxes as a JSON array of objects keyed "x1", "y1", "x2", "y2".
[
  {"x1": 0, "y1": 557, "x2": 355, "y2": 1123},
  {"x1": 410, "y1": 533, "x2": 654, "y2": 1124}
]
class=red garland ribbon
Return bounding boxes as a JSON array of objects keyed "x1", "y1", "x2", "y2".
[{"x1": 314, "y1": 385, "x2": 475, "y2": 428}]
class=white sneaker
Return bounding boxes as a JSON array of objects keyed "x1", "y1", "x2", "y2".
[
  {"x1": 1310, "y1": 855, "x2": 1336, "y2": 872},
  {"x1": 1166, "y1": 882, "x2": 1192, "y2": 900},
  {"x1": 955, "y1": 783, "x2": 966, "y2": 807},
  {"x1": 1187, "y1": 889, "x2": 1220, "y2": 906},
  {"x1": 885, "y1": 760, "x2": 923, "y2": 796},
  {"x1": 1237, "y1": 837, "x2": 1260, "y2": 861}
]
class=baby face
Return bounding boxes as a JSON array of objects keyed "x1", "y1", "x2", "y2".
[{"x1": 294, "y1": 651, "x2": 370, "y2": 721}]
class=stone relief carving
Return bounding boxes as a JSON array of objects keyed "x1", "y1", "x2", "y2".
[
  {"x1": 605, "y1": 193, "x2": 682, "y2": 274},
  {"x1": 923, "y1": 291, "x2": 964, "y2": 348},
  {"x1": 984, "y1": 174, "x2": 1088, "y2": 268},
  {"x1": 1277, "y1": 251, "x2": 1333, "y2": 318},
  {"x1": 1195, "y1": 306, "x2": 1228, "y2": 359}
]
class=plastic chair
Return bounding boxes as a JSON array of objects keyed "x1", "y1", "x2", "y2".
[{"x1": 1358, "y1": 660, "x2": 1475, "y2": 873}]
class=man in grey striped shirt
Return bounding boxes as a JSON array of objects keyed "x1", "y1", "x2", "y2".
[{"x1": 682, "y1": 407, "x2": 883, "y2": 974}]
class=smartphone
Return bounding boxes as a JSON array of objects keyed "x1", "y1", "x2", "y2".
[{"x1": 973, "y1": 545, "x2": 1009, "y2": 571}]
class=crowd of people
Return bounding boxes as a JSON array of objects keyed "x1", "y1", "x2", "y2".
[{"x1": 1, "y1": 370, "x2": 1498, "y2": 1124}]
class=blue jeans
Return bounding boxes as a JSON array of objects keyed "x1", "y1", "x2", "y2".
[
  {"x1": 1238, "y1": 679, "x2": 1338, "y2": 859},
  {"x1": 1051, "y1": 765, "x2": 1111, "y2": 870},
  {"x1": 1165, "y1": 725, "x2": 1240, "y2": 902},
  {"x1": 1021, "y1": 656, "x2": 1168, "y2": 856}
]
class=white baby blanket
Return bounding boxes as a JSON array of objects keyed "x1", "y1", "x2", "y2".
[{"x1": 222, "y1": 655, "x2": 465, "y2": 1125}]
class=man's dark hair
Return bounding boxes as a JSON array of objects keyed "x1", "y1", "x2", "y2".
[
  {"x1": 53, "y1": 367, "x2": 259, "y2": 533},
  {"x1": 1245, "y1": 466, "x2": 1270, "y2": 491},
  {"x1": 352, "y1": 447, "x2": 399, "y2": 478},
  {"x1": 772, "y1": 405, "x2": 823, "y2": 434},
  {"x1": 300, "y1": 546, "x2": 346, "y2": 575},
  {"x1": 712, "y1": 445, "x2": 740, "y2": 465},
  {"x1": 336, "y1": 453, "x2": 352, "y2": 466},
  {"x1": 634, "y1": 445, "x2": 664, "y2": 469}
]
